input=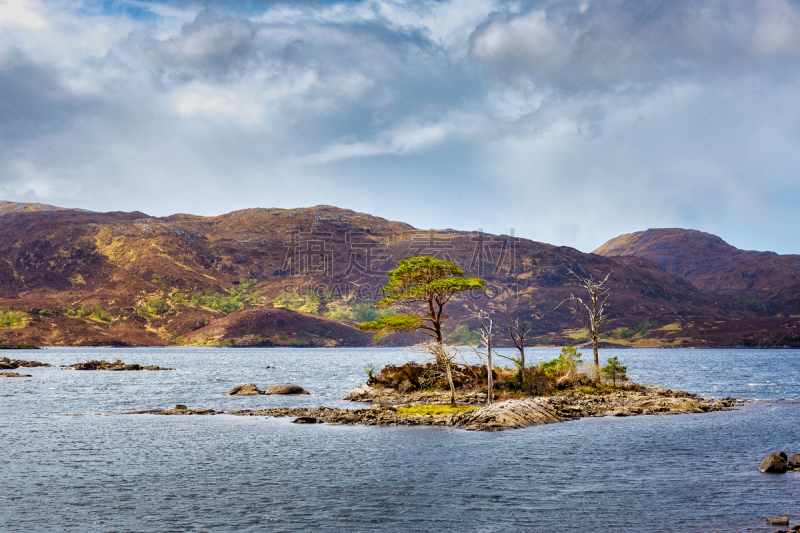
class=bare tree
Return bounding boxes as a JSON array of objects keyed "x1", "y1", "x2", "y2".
[
  {"x1": 508, "y1": 318, "x2": 532, "y2": 387},
  {"x1": 469, "y1": 303, "x2": 495, "y2": 405},
  {"x1": 419, "y1": 341, "x2": 459, "y2": 407},
  {"x1": 556, "y1": 269, "x2": 612, "y2": 368}
]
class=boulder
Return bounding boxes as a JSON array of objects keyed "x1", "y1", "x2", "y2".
[
  {"x1": 292, "y1": 416, "x2": 318, "y2": 424},
  {"x1": 227, "y1": 383, "x2": 261, "y2": 396},
  {"x1": 174, "y1": 404, "x2": 188, "y2": 411},
  {"x1": 265, "y1": 384, "x2": 310, "y2": 395},
  {"x1": 454, "y1": 398, "x2": 563, "y2": 431},
  {"x1": 766, "y1": 517, "x2": 789, "y2": 526},
  {"x1": 0, "y1": 372, "x2": 32, "y2": 378},
  {"x1": 788, "y1": 454, "x2": 800, "y2": 469},
  {"x1": 0, "y1": 360, "x2": 18, "y2": 369},
  {"x1": 342, "y1": 385, "x2": 392, "y2": 401},
  {"x1": 759, "y1": 452, "x2": 789, "y2": 473}
]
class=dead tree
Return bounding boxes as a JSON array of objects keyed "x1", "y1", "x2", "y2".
[
  {"x1": 419, "y1": 341, "x2": 459, "y2": 406},
  {"x1": 508, "y1": 318, "x2": 532, "y2": 387},
  {"x1": 469, "y1": 303, "x2": 495, "y2": 405},
  {"x1": 556, "y1": 269, "x2": 612, "y2": 368}
]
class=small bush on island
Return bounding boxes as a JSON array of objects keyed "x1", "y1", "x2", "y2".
[
  {"x1": 601, "y1": 356, "x2": 628, "y2": 387},
  {"x1": 541, "y1": 345, "x2": 583, "y2": 379}
]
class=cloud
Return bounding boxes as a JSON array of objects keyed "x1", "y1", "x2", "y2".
[{"x1": 0, "y1": 0, "x2": 799, "y2": 256}]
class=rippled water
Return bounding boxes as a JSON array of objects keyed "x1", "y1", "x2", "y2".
[{"x1": 1, "y1": 347, "x2": 798, "y2": 532}]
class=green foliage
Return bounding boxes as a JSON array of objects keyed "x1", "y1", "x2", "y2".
[
  {"x1": 151, "y1": 274, "x2": 163, "y2": 283},
  {"x1": 541, "y1": 345, "x2": 583, "y2": 378},
  {"x1": 138, "y1": 297, "x2": 172, "y2": 317},
  {"x1": 325, "y1": 299, "x2": 393, "y2": 323},
  {"x1": 530, "y1": 336, "x2": 550, "y2": 345},
  {"x1": 38, "y1": 309, "x2": 53, "y2": 318},
  {"x1": 65, "y1": 305, "x2": 112, "y2": 322},
  {"x1": 739, "y1": 297, "x2": 773, "y2": 314},
  {"x1": 601, "y1": 356, "x2": 628, "y2": 387},
  {"x1": 359, "y1": 314, "x2": 425, "y2": 337},
  {"x1": 598, "y1": 333, "x2": 609, "y2": 339},
  {"x1": 443, "y1": 323, "x2": 480, "y2": 346},
  {"x1": 274, "y1": 290, "x2": 324, "y2": 314},
  {"x1": 0, "y1": 309, "x2": 29, "y2": 328},
  {"x1": 613, "y1": 322, "x2": 653, "y2": 339},
  {"x1": 173, "y1": 292, "x2": 185, "y2": 305},
  {"x1": 190, "y1": 280, "x2": 262, "y2": 314},
  {"x1": 359, "y1": 256, "x2": 485, "y2": 339}
]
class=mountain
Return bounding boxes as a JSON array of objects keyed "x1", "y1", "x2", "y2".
[
  {"x1": 594, "y1": 228, "x2": 800, "y2": 315},
  {"x1": 0, "y1": 203, "x2": 795, "y2": 348}
]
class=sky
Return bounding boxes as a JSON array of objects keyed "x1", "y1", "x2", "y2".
[{"x1": 1, "y1": 0, "x2": 799, "y2": 254}]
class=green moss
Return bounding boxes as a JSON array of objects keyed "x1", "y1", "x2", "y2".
[{"x1": 396, "y1": 405, "x2": 477, "y2": 417}]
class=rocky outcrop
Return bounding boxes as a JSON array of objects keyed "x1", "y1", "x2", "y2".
[
  {"x1": 789, "y1": 454, "x2": 800, "y2": 470},
  {"x1": 452, "y1": 399, "x2": 562, "y2": 431},
  {"x1": 226, "y1": 383, "x2": 310, "y2": 395},
  {"x1": 122, "y1": 405, "x2": 218, "y2": 415},
  {"x1": 227, "y1": 383, "x2": 261, "y2": 395},
  {"x1": 766, "y1": 517, "x2": 789, "y2": 526},
  {"x1": 70, "y1": 360, "x2": 173, "y2": 371},
  {"x1": 265, "y1": 384, "x2": 310, "y2": 395},
  {"x1": 0, "y1": 356, "x2": 51, "y2": 369},
  {"x1": 0, "y1": 371, "x2": 32, "y2": 377},
  {"x1": 759, "y1": 451, "x2": 789, "y2": 473}
]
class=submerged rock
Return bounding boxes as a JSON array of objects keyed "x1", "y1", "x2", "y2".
[
  {"x1": 759, "y1": 452, "x2": 789, "y2": 474},
  {"x1": 70, "y1": 360, "x2": 172, "y2": 371},
  {"x1": 265, "y1": 384, "x2": 309, "y2": 395},
  {"x1": 0, "y1": 372, "x2": 32, "y2": 378},
  {"x1": 227, "y1": 383, "x2": 261, "y2": 396}
]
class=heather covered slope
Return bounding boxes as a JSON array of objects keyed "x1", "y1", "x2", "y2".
[
  {"x1": 594, "y1": 228, "x2": 800, "y2": 315},
  {"x1": 0, "y1": 203, "x2": 790, "y2": 348}
]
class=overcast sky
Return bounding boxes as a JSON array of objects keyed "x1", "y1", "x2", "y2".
[{"x1": 1, "y1": 0, "x2": 799, "y2": 253}]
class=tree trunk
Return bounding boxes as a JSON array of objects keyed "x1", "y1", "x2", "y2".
[
  {"x1": 487, "y1": 343, "x2": 493, "y2": 406},
  {"x1": 445, "y1": 360, "x2": 456, "y2": 407},
  {"x1": 592, "y1": 331, "x2": 599, "y2": 368}
]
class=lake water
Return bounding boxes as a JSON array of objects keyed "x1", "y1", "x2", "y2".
[{"x1": 1, "y1": 347, "x2": 798, "y2": 532}]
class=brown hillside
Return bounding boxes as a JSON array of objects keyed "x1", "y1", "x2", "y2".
[
  {"x1": 594, "y1": 228, "x2": 800, "y2": 314},
  {"x1": 0, "y1": 204, "x2": 784, "y2": 348}
]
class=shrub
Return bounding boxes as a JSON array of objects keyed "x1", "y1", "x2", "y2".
[
  {"x1": 138, "y1": 298, "x2": 172, "y2": 317},
  {"x1": 601, "y1": 356, "x2": 628, "y2": 387},
  {"x1": 65, "y1": 305, "x2": 111, "y2": 322},
  {"x1": 173, "y1": 292, "x2": 185, "y2": 305},
  {"x1": 0, "y1": 309, "x2": 28, "y2": 328},
  {"x1": 612, "y1": 322, "x2": 653, "y2": 339},
  {"x1": 541, "y1": 345, "x2": 583, "y2": 378},
  {"x1": 190, "y1": 281, "x2": 262, "y2": 314}
]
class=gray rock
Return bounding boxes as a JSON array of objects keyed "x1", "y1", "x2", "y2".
[
  {"x1": 265, "y1": 384, "x2": 309, "y2": 395},
  {"x1": 788, "y1": 454, "x2": 800, "y2": 468},
  {"x1": 292, "y1": 416, "x2": 317, "y2": 424},
  {"x1": 766, "y1": 517, "x2": 789, "y2": 526},
  {"x1": 227, "y1": 383, "x2": 261, "y2": 396},
  {"x1": 759, "y1": 452, "x2": 789, "y2": 473}
]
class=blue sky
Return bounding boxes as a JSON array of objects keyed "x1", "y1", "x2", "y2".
[{"x1": 1, "y1": 0, "x2": 799, "y2": 253}]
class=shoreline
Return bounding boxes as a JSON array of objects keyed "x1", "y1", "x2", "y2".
[{"x1": 123, "y1": 386, "x2": 739, "y2": 431}]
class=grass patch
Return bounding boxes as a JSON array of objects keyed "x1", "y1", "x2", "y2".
[
  {"x1": 396, "y1": 405, "x2": 477, "y2": 417},
  {"x1": 64, "y1": 305, "x2": 112, "y2": 323},
  {"x1": 190, "y1": 279, "x2": 263, "y2": 314}
]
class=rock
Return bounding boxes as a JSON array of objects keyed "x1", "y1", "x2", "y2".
[
  {"x1": 194, "y1": 408, "x2": 215, "y2": 415},
  {"x1": 767, "y1": 517, "x2": 789, "y2": 526},
  {"x1": 265, "y1": 384, "x2": 310, "y2": 395},
  {"x1": 342, "y1": 385, "x2": 393, "y2": 401},
  {"x1": 0, "y1": 372, "x2": 32, "y2": 377},
  {"x1": 788, "y1": 454, "x2": 800, "y2": 468},
  {"x1": 0, "y1": 356, "x2": 9, "y2": 362},
  {"x1": 791, "y1": 524, "x2": 800, "y2": 531},
  {"x1": 227, "y1": 383, "x2": 261, "y2": 396},
  {"x1": 174, "y1": 404, "x2": 188, "y2": 411},
  {"x1": 292, "y1": 416, "x2": 318, "y2": 424},
  {"x1": 759, "y1": 452, "x2": 789, "y2": 473},
  {"x1": 0, "y1": 361, "x2": 18, "y2": 369},
  {"x1": 454, "y1": 398, "x2": 563, "y2": 431}
]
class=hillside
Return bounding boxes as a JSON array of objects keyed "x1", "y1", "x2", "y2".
[
  {"x1": 594, "y1": 228, "x2": 800, "y2": 315},
  {"x1": 0, "y1": 203, "x2": 795, "y2": 348}
]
